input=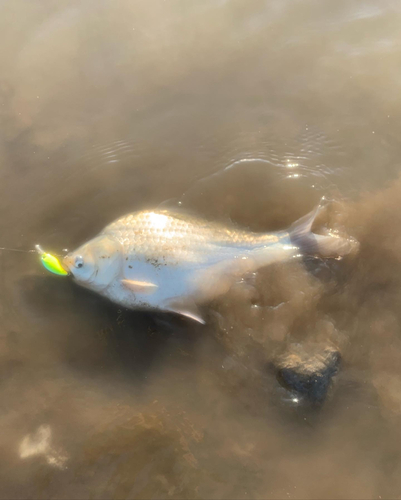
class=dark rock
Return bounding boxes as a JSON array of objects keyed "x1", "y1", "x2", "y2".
[{"x1": 273, "y1": 344, "x2": 341, "y2": 404}]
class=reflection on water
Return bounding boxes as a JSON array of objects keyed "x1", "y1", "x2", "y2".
[{"x1": 2, "y1": 0, "x2": 401, "y2": 498}]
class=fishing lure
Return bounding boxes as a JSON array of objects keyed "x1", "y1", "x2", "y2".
[{"x1": 35, "y1": 245, "x2": 68, "y2": 276}]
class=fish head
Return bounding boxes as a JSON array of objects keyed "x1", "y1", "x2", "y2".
[{"x1": 63, "y1": 235, "x2": 122, "y2": 290}]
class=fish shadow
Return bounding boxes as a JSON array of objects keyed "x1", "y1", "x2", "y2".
[{"x1": 18, "y1": 275, "x2": 205, "y2": 382}]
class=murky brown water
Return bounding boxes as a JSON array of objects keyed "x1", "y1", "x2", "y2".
[{"x1": 2, "y1": 1, "x2": 401, "y2": 498}]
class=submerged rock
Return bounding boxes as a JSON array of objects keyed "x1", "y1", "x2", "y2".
[{"x1": 273, "y1": 344, "x2": 341, "y2": 404}]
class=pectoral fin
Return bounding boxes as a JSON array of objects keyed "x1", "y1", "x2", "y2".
[
  {"x1": 164, "y1": 298, "x2": 205, "y2": 325},
  {"x1": 121, "y1": 279, "x2": 158, "y2": 293}
]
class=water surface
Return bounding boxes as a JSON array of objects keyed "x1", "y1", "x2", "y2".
[{"x1": 2, "y1": 1, "x2": 401, "y2": 498}]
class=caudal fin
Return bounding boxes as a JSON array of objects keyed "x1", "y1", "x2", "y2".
[{"x1": 289, "y1": 201, "x2": 358, "y2": 259}]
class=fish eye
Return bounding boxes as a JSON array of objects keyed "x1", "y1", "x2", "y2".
[{"x1": 74, "y1": 255, "x2": 84, "y2": 268}]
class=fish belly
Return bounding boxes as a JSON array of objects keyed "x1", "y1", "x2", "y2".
[{"x1": 102, "y1": 236, "x2": 295, "y2": 312}]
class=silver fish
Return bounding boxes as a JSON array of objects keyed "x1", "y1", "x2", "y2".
[{"x1": 62, "y1": 205, "x2": 357, "y2": 323}]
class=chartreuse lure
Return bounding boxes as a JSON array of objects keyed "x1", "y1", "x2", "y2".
[{"x1": 35, "y1": 245, "x2": 68, "y2": 276}]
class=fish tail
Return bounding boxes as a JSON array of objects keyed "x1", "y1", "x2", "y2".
[{"x1": 289, "y1": 200, "x2": 358, "y2": 258}]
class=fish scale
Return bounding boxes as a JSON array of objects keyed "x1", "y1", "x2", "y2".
[{"x1": 102, "y1": 210, "x2": 280, "y2": 263}]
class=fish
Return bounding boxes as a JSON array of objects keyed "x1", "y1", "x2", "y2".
[{"x1": 62, "y1": 204, "x2": 357, "y2": 324}]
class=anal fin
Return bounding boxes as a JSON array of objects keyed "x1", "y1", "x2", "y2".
[{"x1": 164, "y1": 297, "x2": 205, "y2": 325}]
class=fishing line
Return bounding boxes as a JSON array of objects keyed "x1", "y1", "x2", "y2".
[
  {"x1": 0, "y1": 247, "x2": 36, "y2": 253},
  {"x1": 0, "y1": 246, "x2": 65, "y2": 257}
]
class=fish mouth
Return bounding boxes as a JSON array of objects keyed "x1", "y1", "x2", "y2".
[{"x1": 61, "y1": 255, "x2": 74, "y2": 275}]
